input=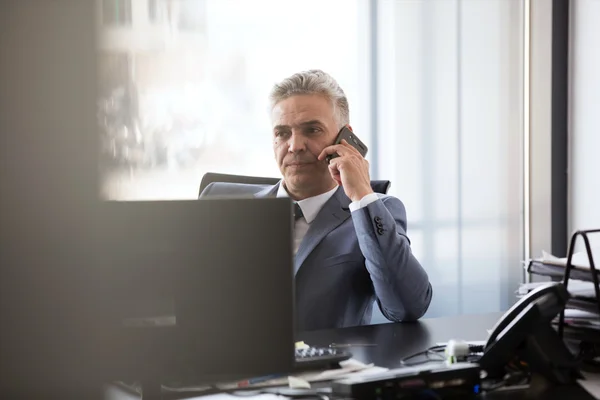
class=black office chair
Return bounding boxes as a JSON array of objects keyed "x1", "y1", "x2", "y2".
[{"x1": 199, "y1": 172, "x2": 391, "y2": 196}]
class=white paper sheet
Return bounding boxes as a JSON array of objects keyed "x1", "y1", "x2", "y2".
[
  {"x1": 540, "y1": 248, "x2": 600, "y2": 270},
  {"x1": 518, "y1": 280, "x2": 599, "y2": 299}
]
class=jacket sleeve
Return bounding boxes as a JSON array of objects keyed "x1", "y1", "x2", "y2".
[{"x1": 351, "y1": 195, "x2": 433, "y2": 321}]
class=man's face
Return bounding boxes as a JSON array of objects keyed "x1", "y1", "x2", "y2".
[{"x1": 271, "y1": 94, "x2": 339, "y2": 196}]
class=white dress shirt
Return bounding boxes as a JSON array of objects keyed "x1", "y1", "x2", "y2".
[{"x1": 277, "y1": 183, "x2": 379, "y2": 254}]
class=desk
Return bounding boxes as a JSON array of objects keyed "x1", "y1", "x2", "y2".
[
  {"x1": 105, "y1": 313, "x2": 594, "y2": 400},
  {"x1": 296, "y1": 312, "x2": 502, "y2": 369}
]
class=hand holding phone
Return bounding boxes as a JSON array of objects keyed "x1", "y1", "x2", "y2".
[
  {"x1": 325, "y1": 126, "x2": 368, "y2": 164},
  {"x1": 318, "y1": 126, "x2": 373, "y2": 202}
]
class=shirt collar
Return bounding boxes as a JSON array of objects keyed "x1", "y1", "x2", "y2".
[{"x1": 276, "y1": 182, "x2": 338, "y2": 224}]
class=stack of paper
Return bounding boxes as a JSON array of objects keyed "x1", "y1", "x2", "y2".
[
  {"x1": 518, "y1": 250, "x2": 600, "y2": 341},
  {"x1": 517, "y1": 280, "x2": 597, "y2": 299},
  {"x1": 540, "y1": 249, "x2": 600, "y2": 269},
  {"x1": 562, "y1": 309, "x2": 600, "y2": 331}
]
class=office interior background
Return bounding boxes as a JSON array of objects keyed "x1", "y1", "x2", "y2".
[
  {"x1": 1, "y1": 0, "x2": 598, "y2": 327},
  {"x1": 93, "y1": 0, "x2": 600, "y2": 322},
  {"x1": 4, "y1": 1, "x2": 600, "y2": 396}
]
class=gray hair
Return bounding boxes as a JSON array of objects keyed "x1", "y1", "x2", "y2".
[{"x1": 269, "y1": 69, "x2": 349, "y2": 127}]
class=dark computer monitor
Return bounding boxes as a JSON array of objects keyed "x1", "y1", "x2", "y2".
[
  {"x1": 93, "y1": 197, "x2": 296, "y2": 390},
  {"x1": 2, "y1": 2, "x2": 298, "y2": 398}
]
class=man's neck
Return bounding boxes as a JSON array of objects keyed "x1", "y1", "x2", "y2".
[{"x1": 283, "y1": 181, "x2": 338, "y2": 201}]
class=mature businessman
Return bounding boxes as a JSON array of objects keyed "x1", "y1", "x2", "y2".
[{"x1": 200, "y1": 69, "x2": 432, "y2": 331}]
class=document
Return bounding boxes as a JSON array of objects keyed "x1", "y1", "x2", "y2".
[
  {"x1": 539, "y1": 248, "x2": 599, "y2": 270},
  {"x1": 518, "y1": 280, "x2": 598, "y2": 298}
]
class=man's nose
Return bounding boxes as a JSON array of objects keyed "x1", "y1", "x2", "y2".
[{"x1": 288, "y1": 132, "x2": 306, "y2": 153}]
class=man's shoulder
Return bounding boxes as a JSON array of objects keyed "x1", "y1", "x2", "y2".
[{"x1": 199, "y1": 182, "x2": 275, "y2": 198}]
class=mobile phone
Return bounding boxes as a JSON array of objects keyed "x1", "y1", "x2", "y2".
[{"x1": 326, "y1": 126, "x2": 368, "y2": 163}]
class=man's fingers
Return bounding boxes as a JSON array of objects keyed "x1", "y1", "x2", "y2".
[
  {"x1": 339, "y1": 139, "x2": 362, "y2": 156},
  {"x1": 318, "y1": 144, "x2": 350, "y2": 160},
  {"x1": 318, "y1": 140, "x2": 363, "y2": 161},
  {"x1": 328, "y1": 157, "x2": 340, "y2": 172},
  {"x1": 328, "y1": 161, "x2": 342, "y2": 185},
  {"x1": 328, "y1": 158, "x2": 342, "y2": 173},
  {"x1": 318, "y1": 145, "x2": 340, "y2": 160}
]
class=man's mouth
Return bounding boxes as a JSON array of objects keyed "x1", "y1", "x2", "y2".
[{"x1": 287, "y1": 161, "x2": 314, "y2": 167}]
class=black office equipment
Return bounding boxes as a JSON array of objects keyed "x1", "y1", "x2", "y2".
[
  {"x1": 331, "y1": 363, "x2": 481, "y2": 399},
  {"x1": 294, "y1": 346, "x2": 352, "y2": 371},
  {"x1": 525, "y1": 229, "x2": 600, "y2": 366},
  {"x1": 95, "y1": 197, "x2": 297, "y2": 398},
  {"x1": 556, "y1": 229, "x2": 600, "y2": 336},
  {"x1": 479, "y1": 282, "x2": 582, "y2": 384}
]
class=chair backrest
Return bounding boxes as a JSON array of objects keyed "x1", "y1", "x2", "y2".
[{"x1": 199, "y1": 172, "x2": 391, "y2": 196}]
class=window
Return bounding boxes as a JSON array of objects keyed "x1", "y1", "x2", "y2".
[
  {"x1": 177, "y1": 0, "x2": 207, "y2": 32},
  {"x1": 149, "y1": 0, "x2": 206, "y2": 30},
  {"x1": 373, "y1": 0, "x2": 525, "y2": 319},
  {"x1": 102, "y1": 0, "x2": 132, "y2": 26},
  {"x1": 148, "y1": 0, "x2": 162, "y2": 23},
  {"x1": 98, "y1": 0, "x2": 367, "y2": 200}
]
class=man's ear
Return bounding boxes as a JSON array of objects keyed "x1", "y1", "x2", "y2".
[{"x1": 346, "y1": 124, "x2": 353, "y2": 132}]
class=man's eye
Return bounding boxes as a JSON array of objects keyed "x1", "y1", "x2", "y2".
[{"x1": 307, "y1": 127, "x2": 321, "y2": 134}]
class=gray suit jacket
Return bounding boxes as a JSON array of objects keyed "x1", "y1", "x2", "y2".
[{"x1": 199, "y1": 181, "x2": 433, "y2": 331}]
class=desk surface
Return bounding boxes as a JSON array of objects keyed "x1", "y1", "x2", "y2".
[
  {"x1": 106, "y1": 312, "x2": 594, "y2": 400},
  {"x1": 297, "y1": 312, "x2": 502, "y2": 369}
]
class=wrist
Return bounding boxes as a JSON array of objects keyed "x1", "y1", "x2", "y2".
[
  {"x1": 351, "y1": 189, "x2": 375, "y2": 203},
  {"x1": 349, "y1": 191, "x2": 378, "y2": 212}
]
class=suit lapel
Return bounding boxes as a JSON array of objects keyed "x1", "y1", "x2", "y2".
[
  {"x1": 252, "y1": 181, "x2": 352, "y2": 276},
  {"x1": 294, "y1": 186, "x2": 351, "y2": 276}
]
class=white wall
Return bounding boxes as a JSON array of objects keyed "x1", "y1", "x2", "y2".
[{"x1": 569, "y1": 0, "x2": 600, "y2": 251}]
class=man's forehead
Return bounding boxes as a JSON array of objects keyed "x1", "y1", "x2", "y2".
[{"x1": 271, "y1": 95, "x2": 335, "y2": 126}]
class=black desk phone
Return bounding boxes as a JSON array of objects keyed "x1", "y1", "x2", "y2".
[{"x1": 479, "y1": 282, "x2": 582, "y2": 384}]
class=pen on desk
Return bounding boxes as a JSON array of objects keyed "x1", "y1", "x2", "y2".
[{"x1": 236, "y1": 374, "x2": 284, "y2": 387}]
